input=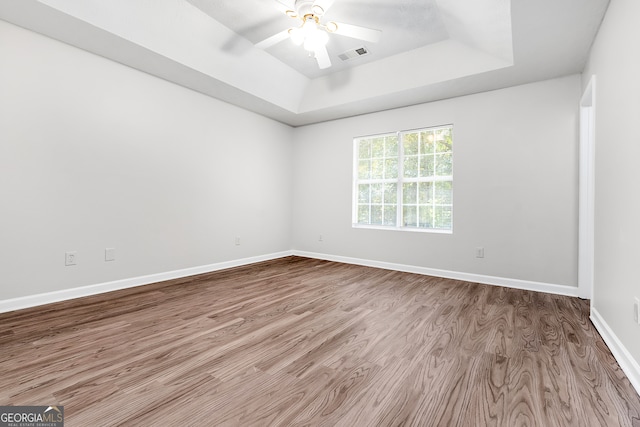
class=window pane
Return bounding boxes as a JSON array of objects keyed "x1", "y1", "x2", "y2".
[
  {"x1": 383, "y1": 205, "x2": 397, "y2": 226},
  {"x1": 418, "y1": 182, "x2": 433, "y2": 204},
  {"x1": 435, "y1": 181, "x2": 452, "y2": 204},
  {"x1": 418, "y1": 205, "x2": 434, "y2": 228},
  {"x1": 384, "y1": 183, "x2": 397, "y2": 204},
  {"x1": 357, "y1": 205, "x2": 370, "y2": 223},
  {"x1": 434, "y1": 206, "x2": 452, "y2": 229},
  {"x1": 403, "y1": 133, "x2": 419, "y2": 155},
  {"x1": 435, "y1": 153, "x2": 452, "y2": 176},
  {"x1": 385, "y1": 136, "x2": 398, "y2": 156},
  {"x1": 358, "y1": 139, "x2": 371, "y2": 159},
  {"x1": 372, "y1": 138, "x2": 385, "y2": 157},
  {"x1": 403, "y1": 205, "x2": 417, "y2": 227},
  {"x1": 419, "y1": 155, "x2": 435, "y2": 177},
  {"x1": 358, "y1": 184, "x2": 370, "y2": 203},
  {"x1": 371, "y1": 159, "x2": 384, "y2": 179},
  {"x1": 371, "y1": 205, "x2": 383, "y2": 225},
  {"x1": 436, "y1": 140, "x2": 452, "y2": 153},
  {"x1": 384, "y1": 158, "x2": 398, "y2": 179},
  {"x1": 404, "y1": 156, "x2": 418, "y2": 177},
  {"x1": 358, "y1": 160, "x2": 371, "y2": 179},
  {"x1": 435, "y1": 129, "x2": 452, "y2": 153},
  {"x1": 403, "y1": 182, "x2": 417, "y2": 204},
  {"x1": 371, "y1": 183, "x2": 383, "y2": 203},
  {"x1": 420, "y1": 131, "x2": 435, "y2": 154}
]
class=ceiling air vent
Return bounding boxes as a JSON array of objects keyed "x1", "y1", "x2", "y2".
[{"x1": 338, "y1": 46, "x2": 370, "y2": 61}]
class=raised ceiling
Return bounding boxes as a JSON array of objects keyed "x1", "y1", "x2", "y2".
[
  {"x1": 0, "y1": 0, "x2": 609, "y2": 126},
  {"x1": 186, "y1": 0, "x2": 499, "y2": 79}
]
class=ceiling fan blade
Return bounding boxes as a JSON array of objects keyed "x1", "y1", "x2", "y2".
[
  {"x1": 314, "y1": 45, "x2": 332, "y2": 69},
  {"x1": 255, "y1": 29, "x2": 291, "y2": 49},
  {"x1": 314, "y1": 46, "x2": 331, "y2": 70},
  {"x1": 312, "y1": 0, "x2": 336, "y2": 16},
  {"x1": 329, "y1": 21, "x2": 382, "y2": 43},
  {"x1": 274, "y1": 0, "x2": 296, "y2": 16}
]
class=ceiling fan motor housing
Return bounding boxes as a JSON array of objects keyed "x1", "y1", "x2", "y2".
[{"x1": 295, "y1": 0, "x2": 323, "y2": 18}]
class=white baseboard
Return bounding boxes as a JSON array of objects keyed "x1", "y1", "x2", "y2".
[
  {"x1": 590, "y1": 308, "x2": 640, "y2": 397},
  {"x1": 0, "y1": 249, "x2": 579, "y2": 312},
  {"x1": 0, "y1": 251, "x2": 294, "y2": 314},
  {"x1": 292, "y1": 250, "x2": 580, "y2": 297}
]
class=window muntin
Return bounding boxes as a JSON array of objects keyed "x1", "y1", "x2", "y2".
[{"x1": 353, "y1": 125, "x2": 453, "y2": 232}]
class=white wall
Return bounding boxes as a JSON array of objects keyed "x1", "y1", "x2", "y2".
[
  {"x1": 583, "y1": 0, "x2": 640, "y2": 371},
  {"x1": 292, "y1": 75, "x2": 581, "y2": 287},
  {"x1": 0, "y1": 20, "x2": 293, "y2": 301},
  {"x1": 0, "y1": 19, "x2": 583, "y2": 305}
]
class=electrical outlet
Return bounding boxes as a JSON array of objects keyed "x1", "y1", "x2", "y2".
[
  {"x1": 105, "y1": 248, "x2": 116, "y2": 262},
  {"x1": 634, "y1": 297, "x2": 640, "y2": 325},
  {"x1": 235, "y1": 237, "x2": 241, "y2": 246},
  {"x1": 319, "y1": 234, "x2": 323, "y2": 242},
  {"x1": 65, "y1": 251, "x2": 77, "y2": 266},
  {"x1": 475, "y1": 247, "x2": 484, "y2": 258}
]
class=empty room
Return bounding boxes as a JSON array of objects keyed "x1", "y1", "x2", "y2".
[{"x1": 1, "y1": 0, "x2": 640, "y2": 425}]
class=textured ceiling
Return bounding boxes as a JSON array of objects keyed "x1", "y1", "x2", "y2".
[{"x1": 0, "y1": 0, "x2": 610, "y2": 126}]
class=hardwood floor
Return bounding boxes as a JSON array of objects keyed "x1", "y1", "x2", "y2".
[{"x1": 1, "y1": 256, "x2": 639, "y2": 426}]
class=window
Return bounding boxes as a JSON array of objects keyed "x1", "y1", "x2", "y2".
[{"x1": 353, "y1": 125, "x2": 453, "y2": 232}]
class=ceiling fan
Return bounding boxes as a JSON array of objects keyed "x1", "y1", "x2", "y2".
[{"x1": 255, "y1": 0, "x2": 382, "y2": 69}]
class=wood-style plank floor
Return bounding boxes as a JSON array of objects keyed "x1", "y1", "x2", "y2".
[{"x1": 1, "y1": 256, "x2": 639, "y2": 426}]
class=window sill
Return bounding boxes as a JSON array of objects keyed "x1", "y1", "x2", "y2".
[{"x1": 352, "y1": 224, "x2": 453, "y2": 234}]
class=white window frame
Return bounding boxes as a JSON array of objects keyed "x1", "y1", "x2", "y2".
[{"x1": 352, "y1": 125, "x2": 453, "y2": 233}]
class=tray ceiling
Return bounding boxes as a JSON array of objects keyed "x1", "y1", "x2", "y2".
[{"x1": 0, "y1": 0, "x2": 609, "y2": 126}]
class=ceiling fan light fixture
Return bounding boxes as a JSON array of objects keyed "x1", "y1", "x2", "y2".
[
  {"x1": 289, "y1": 15, "x2": 328, "y2": 52},
  {"x1": 256, "y1": 0, "x2": 382, "y2": 70},
  {"x1": 289, "y1": 28, "x2": 304, "y2": 45},
  {"x1": 301, "y1": 15, "x2": 319, "y2": 35},
  {"x1": 303, "y1": 29, "x2": 328, "y2": 52}
]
